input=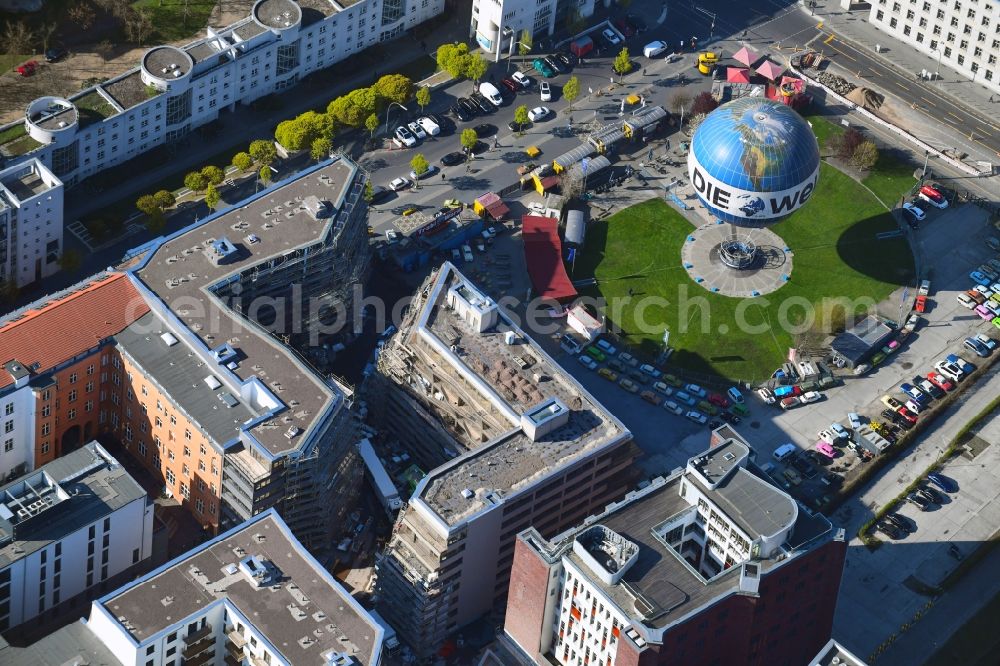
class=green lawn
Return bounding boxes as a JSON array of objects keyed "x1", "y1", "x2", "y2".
[
  {"x1": 576, "y1": 163, "x2": 914, "y2": 383},
  {"x1": 133, "y1": 0, "x2": 217, "y2": 43}
]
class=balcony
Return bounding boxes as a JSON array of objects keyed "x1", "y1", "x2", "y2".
[
  {"x1": 183, "y1": 649, "x2": 216, "y2": 666},
  {"x1": 182, "y1": 634, "x2": 215, "y2": 660},
  {"x1": 224, "y1": 654, "x2": 242, "y2": 666},
  {"x1": 184, "y1": 623, "x2": 213, "y2": 646}
]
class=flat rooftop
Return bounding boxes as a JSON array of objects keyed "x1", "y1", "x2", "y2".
[
  {"x1": 132, "y1": 160, "x2": 357, "y2": 456},
  {"x1": 116, "y1": 313, "x2": 259, "y2": 446},
  {"x1": 29, "y1": 101, "x2": 77, "y2": 131},
  {"x1": 411, "y1": 264, "x2": 627, "y2": 526},
  {"x1": 98, "y1": 511, "x2": 380, "y2": 664},
  {"x1": 0, "y1": 621, "x2": 120, "y2": 666},
  {"x1": 1, "y1": 168, "x2": 51, "y2": 200},
  {"x1": 253, "y1": 0, "x2": 301, "y2": 29},
  {"x1": 143, "y1": 45, "x2": 191, "y2": 78},
  {"x1": 0, "y1": 442, "x2": 146, "y2": 567},
  {"x1": 104, "y1": 70, "x2": 154, "y2": 111},
  {"x1": 297, "y1": 0, "x2": 340, "y2": 22}
]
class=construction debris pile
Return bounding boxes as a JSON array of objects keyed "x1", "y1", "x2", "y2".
[
  {"x1": 845, "y1": 87, "x2": 885, "y2": 112},
  {"x1": 816, "y1": 72, "x2": 856, "y2": 95}
]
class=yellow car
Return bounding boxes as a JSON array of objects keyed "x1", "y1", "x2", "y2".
[
  {"x1": 401, "y1": 207, "x2": 418, "y2": 216},
  {"x1": 598, "y1": 368, "x2": 618, "y2": 382}
]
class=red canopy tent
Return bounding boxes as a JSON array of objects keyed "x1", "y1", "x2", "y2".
[
  {"x1": 726, "y1": 67, "x2": 751, "y2": 83},
  {"x1": 521, "y1": 215, "x2": 577, "y2": 303},
  {"x1": 756, "y1": 59, "x2": 784, "y2": 81},
  {"x1": 732, "y1": 46, "x2": 758, "y2": 67}
]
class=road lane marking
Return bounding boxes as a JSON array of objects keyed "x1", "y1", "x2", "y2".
[
  {"x1": 948, "y1": 111, "x2": 962, "y2": 120},
  {"x1": 824, "y1": 33, "x2": 835, "y2": 44},
  {"x1": 895, "y1": 81, "x2": 909, "y2": 91},
  {"x1": 920, "y1": 96, "x2": 936, "y2": 107}
]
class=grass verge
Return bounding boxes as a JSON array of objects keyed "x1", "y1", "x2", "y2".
[
  {"x1": 575, "y1": 163, "x2": 913, "y2": 382},
  {"x1": 133, "y1": 0, "x2": 218, "y2": 43}
]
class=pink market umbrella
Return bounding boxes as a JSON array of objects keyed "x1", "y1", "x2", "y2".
[
  {"x1": 727, "y1": 67, "x2": 751, "y2": 83},
  {"x1": 732, "y1": 46, "x2": 757, "y2": 67},
  {"x1": 756, "y1": 59, "x2": 785, "y2": 81}
]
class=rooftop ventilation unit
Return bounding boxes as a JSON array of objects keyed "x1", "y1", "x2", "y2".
[
  {"x1": 204, "y1": 375, "x2": 222, "y2": 390},
  {"x1": 205, "y1": 237, "x2": 240, "y2": 266}
]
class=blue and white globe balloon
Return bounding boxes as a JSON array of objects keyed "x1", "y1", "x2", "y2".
[{"x1": 687, "y1": 97, "x2": 820, "y2": 227}]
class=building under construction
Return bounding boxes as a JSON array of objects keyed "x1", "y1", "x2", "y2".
[{"x1": 369, "y1": 263, "x2": 639, "y2": 659}]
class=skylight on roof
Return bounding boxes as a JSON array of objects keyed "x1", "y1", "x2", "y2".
[
  {"x1": 160, "y1": 332, "x2": 178, "y2": 346},
  {"x1": 204, "y1": 375, "x2": 222, "y2": 390}
]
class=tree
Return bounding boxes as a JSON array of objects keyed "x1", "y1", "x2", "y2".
[
  {"x1": 68, "y1": 3, "x2": 96, "y2": 31},
  {"x1": 688, "y1": 112, "x2": 708, "y2": 134},
  {"x1": 249, "y1": 139, "x2": 276, "y2": 167},
  {"x1": 437, "y1": 43, "x2": 470, "y2": 78},
  {"x1": 3, "y1": 20, "x2": 34, "y2": 56},
  {"x1": 564, "y1": 10, "x2": 585, "y2": 35},
  {"x1": 465, "y1": 54, "x2": 489, "y2": 84},
  {"x1": 513, "y1": 105, "x2": 529, "y2": 135},
  {"x1": 374, "y1": 74, "x2": 413, "y2": 106},
  {"x1": 833, "y1": 127, "x2": 865, "y2": 160},
  {"x1": 518, "y1": 29, "x2": 533, "y2": 56},
  {"x1": 310, "y1": 136, "x2": 332, "y2": 161},
  {"x1": 231, "y1": 151, "x2": 253, "y2": 172},
  {"x1": 690, "y1": 91, "x2": 719, "y2": 116},
  {"x1": 204, "y1": 184, "x2": 220, "y2": 212},
  {"x1": 328, "y1": 87, "x2": 377, "y2": 127},
  {"x1": 184, "y1": 171, "x2": 207, "y2": 193},
  {"x1": 410, "y1": 153, "x2": 429, "y2": 188},
  {"x1": 153, "y1": 190, "x2": 175, "y2": 209},
  {"x1": 613, "y1": 47, "x2": 633, "y2": 81},
  {"x1": 123, "y1": 7, "x2": 154, "y2": 46},
  {"x1": 562, "y1": 76, "x2": 580, "y2": 111},
  {"x1": 201, "y1": 165, "x2": 225, "y2": 186},
  {"x1": 460, "y1": 128, "x2": 479, "y2": 156},
  {"x1": 669, "y1": 91, "x2": 692, "y2": 124},
  {"x1": 365, "y1": 113, "x2": 379, "y2": 139},
  {"x1": 40, "y1": 22, "x2": 58, "y2": 51},
  {"x1": 415, "y1": 86, "x2": 431, "y2": 112},
  {"x1": 145, "y1": 210, "x2": 166, "y2": 235},
  {"x1": 136, "y1": 194, "x2": 158, "y2": 216},
  {"x1": 274, "y1": 119, "x2": 310, "y2": 151},
  {"x1": 58, "y1": 248, "x2": 82, "y2": 273},
  {"x1": 259, "y1": 165, "x2": 272, "y2": 187},
  {"x1": 363, "y1": 180, "x2": 374, "y2": 203},
  {"x1": 851, "y1": 140, "x2": 879, "y2": 171}
]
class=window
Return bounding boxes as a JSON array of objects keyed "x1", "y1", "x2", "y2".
[
  {"x1": 3, "y1": 404, "x2": 11, "y2": 416},
  {"x1": 3, "y1": 439, "x2": 12, "y2": 453},
  {"x1": 4, "y1": 420, "x2": 13, "y2": 433},
  {"x1": 195, "y1": 498, "x2": 204, "y2": 514},
  {"x1": 183, "y1": 445, "x2": 190, "y2": 457},
  {"x1": 69, "y1": 373, "x2": 77, "y2": 383},
  {"x1": 185, "y1": 429, "x2": 192, "y2": 440},
  {"x1": 41, "y1": 441, "x2": 49, "y2": 454},
  {"x1": 67, "y1": 409, "x2": 76, "y2": 420},
  {"x1": 166, "y1": 469, "x2": 176, "y2": 485},
  {"x1": 133, "y1": 548, "x2": 140, "y2": 563}
]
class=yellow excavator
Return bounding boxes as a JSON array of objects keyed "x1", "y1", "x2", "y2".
[{"x1": 697, "y1": 52, "x2": 719, "y2": 75}]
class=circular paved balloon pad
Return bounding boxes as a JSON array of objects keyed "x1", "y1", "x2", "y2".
[{"x1": 680, "y1": 223, "x2": 793, "y2": 298}]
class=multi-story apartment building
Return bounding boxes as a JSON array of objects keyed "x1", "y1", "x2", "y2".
[
  {"x1": 0, "y1": 442, "x2": 153, "y2": 636},
  {"x1": 471, "y1": 0, "x2": 595, "y2": 58},
  {"x1": 0, "y1": 158, "x2": 63, "y2": 288},
  {"x1": 0, "y1": 509, "x2": 386, "y2": 665},
  {"x1": 504, "y1": 428, "x2": 848, "y2": 666},
  {"x1": 0, "y1": 156, "x2": 372, "y2": 555},
  {"x1": 370, "y1": 263, "x2": 639, "y2": 659},
  {"x1": 0, "y1": 0, "x2": 444, "y2": 188},
  {"x1": 868, "y1": 0, "x2": 1000, "y2": 94}
]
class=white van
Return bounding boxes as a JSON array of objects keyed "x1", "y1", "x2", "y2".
[
  {"x1": 479, "y1": 81, "x2": 504, "y2": 106},
  {"x1": 773, "y1": 443, "x2": 797, "y2": 461}
]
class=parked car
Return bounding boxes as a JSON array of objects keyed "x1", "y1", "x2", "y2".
[
  {"x1": 847, "y1": 412, "x2": 863, "y2": 429},
  {"x1": 663, "y1": 400, "x2": 683, "y2": 415},
  {"x1": 441, "y1": 151, "x2": 466, "y2": 166},
  {"x1": 964, "y1": 337, "x2": 991, "y2": 357},
  {"x1": 585, "y1": 346, "x2": 606, "y2": 362},
  {"x1": 528, "y1": 106, "x2": 551, "y2": 122},
  {"x1": 388, "y1": 176, "x2": 412, "y2": 191},
  {"x1": 918, "y1": 192, "x2": 948, "y2": 209},
  {"x1": 919, "y1": 378, "x2": 944, "y2": 399},
  {"x1": 508, "y1": 120, "x2": 530, "y2": 132},
  {"x1": 417, "y1": 116, "x2": 441, "y2": 136},
  {"x1": 814, "y1": 442, "x2": 836, "y2": 458},
  {"x1": 914, "y1": 488, "x2": 939, "y2": 505},
  {"x1": 640, "y1": 390, "x2": 662, "y2": 406},
  {"x1": 883, "y1": 513, "x2": 909, "y2": 532},
  {"x1": 470, "y1": 94, "x2": 495, "y2": 114},
  {"x1": 707, "y1": 392, "x2": 729, "y2": 408},
  {"x1": 896, "y1": 406, "x2": 918, "y2": 424},
  {"x1": 500, "y1": 77, "x2": 519, "y2": 93},
  {"x1": 927, "y1": 472, "x2": 958, "y2": 493},
  {"x1": 596, "y1": 339, "x2": 617, "y2": 355},
  {"x1": 613, "y1": 17, "x2": 636, "y2": 37},
  {"x1": 578, "y1": 355, "x2": 598, "y2": 370},
  {"x1": 975, "y1": 333, "x2": 997, "y2": 350},
  {"x1": 919, "y1": 485, "x2": 943, "y2": 504},
  {"x1": 619, "y1": 377, "x2": 639, "y2": 393},
  {"x1": 16, "y1": 60, "x2": 39, "y2": 77},
  {"x1": 685, "y1": 410, "x2": 707, "y2": 425},
  {"x1": 799, "y1": 391, "x2": 822, "y2": 404},
  {"x1": 409, "y1": 164, "x2": 440, "y2": 180},
  {"x1": 407, "y1": 121, "x2": 427, "y2": 140},
  {"x1": 602, "y1": 27, "x2": 622, "y2": 46},
  {"x1": 902, "y1": 202, "x2": 925, "y2": 221},
  {"x1": 926, "y1": 372, "x2": 954, "y2": 391},
  {"x1": 639, "y1": 364, "x2": 660, "y2": 378},
  {"x1": 906, "y1": 493, "x2": 931, "y2": 510},
  {"x1": 877, "y1": 522, "x2": 905, "y2": 540},
  {"x1": 643, "y1": 40, "x2": 669, "y2": 58},
  {"x1": 946, "y1": 353, "x2": 975, "y2": 375},
  {"x1": 511, "y1": 70, "x2": 533, "y2": 87},
  {"x1": 598, "y1": 367, "x2": 618, "y2": 382},
  {"x1": 393, "y1": 126, "x2": 416, "y2": 147},
  {"x1": 674, "y1": 391, "x2": 695, "y2": 406},
  {"x1": 540, "y1": 81, "x2": 552, "y2": 101},
  {"x1": 44, "y1": 47, "x2": 68, "y2": 63},
  {"x1": 757, "y1": 388, "x2": 775, "y2": 404},
  {"x1": 532, "y1": 57, "x2": 555, "y2": 78},
  {"x1": 652, "y1": 381, "x2": 672, "y2": 396},
  {"x1": 971, "y1": 271, "x2": 993, "y2": 286},
  {"x1": 544, "y1": 55, "x2": 566, "y2": 74},
  {"x1": 684, "y1": 383, "x2": 707, "y2": 399}
]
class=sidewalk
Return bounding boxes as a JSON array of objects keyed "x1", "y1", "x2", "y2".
[{"x1": 803, "y1": 2, "x2": 999, "y2": 147}]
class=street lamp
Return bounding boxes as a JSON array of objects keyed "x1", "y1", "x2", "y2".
[
  {"x1": 496, "y1": 26, "x2": 514, "y2": 64},
  {"x1": 931, "y1": 47, "x2": 941, "y2": 79},
  {"x1": 383, "y1": 102, "x2": 408, "y2": 134},
  {"x1": 508, "y1": 38, "x2": 531, "y2": 73},
  {"x1": 694, "y1": 6, "x2": 717, "y2": 39}
]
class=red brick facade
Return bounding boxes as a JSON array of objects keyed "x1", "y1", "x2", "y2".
[{"x1": 505, "y1": 536, "x2": 556, "y2": 660}]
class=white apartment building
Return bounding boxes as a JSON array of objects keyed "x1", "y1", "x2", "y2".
[
  {"x1": 81, "y1": 509, "x2": 384, "y2": 666},
  {"x1": 0, "y1": 442, "x2": 153, "y2": 634},
  {"x1": 0, "y1": 0, "x2": 444, "y2": 188},
  {"x1": 0, "y1": 159, "x2": 63, "y2": 288},
  {"x1": 868, "y1": 0, "x2": 1000, "y2": 94},
  {"x1": 471, "y1": 0, "x2": 596, "y2": 59}
]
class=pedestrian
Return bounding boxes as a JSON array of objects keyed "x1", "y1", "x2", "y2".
[
  {"x1": 643, "y1": 67, "x2": 647, "y2": 76},
  {"x1": 588, "y1": 86, "x2": 593, "y2": 95},
  {"x1": 441, "y1": 172, "x2": 446, "y2": 181}
]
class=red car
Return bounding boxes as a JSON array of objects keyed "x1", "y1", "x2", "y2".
[
  {"x1": 16, "y1": 60, "x2": 39, "y2": 77},
  {"x1": 707, "y1": 392, "x2": 730, "y2": 408},
  {"x1": 920, "y1": 184, "x2": 943, "y2": 202},
  {"x1": 614, "y1": 18, "x2": 636, "y2": 38},
  {"x1": 914, "y1": 295, "x2": 928, "y2": 313},
  {"x1": 501, "y1": 77, "x2": 519, "y2": 93},
  {"x1": 896, "y1": 406, "x2": 918, "y2": 424},
  {"x1": 926, "y1": 371, "x2": 954, "y2": 391}
]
